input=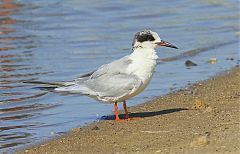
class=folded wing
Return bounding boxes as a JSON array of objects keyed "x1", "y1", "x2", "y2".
[{"x1": 55, "y1": 56, "x2": 142, "y2": 102}]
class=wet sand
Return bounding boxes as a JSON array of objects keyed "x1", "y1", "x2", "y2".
[{"x1": 18, "y1": 67, "x2": 240, "y2": 154}]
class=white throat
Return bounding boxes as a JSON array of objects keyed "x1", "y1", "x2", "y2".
[
  {"x1": 131, "y1": 47, "x2": 158, "y2": 60},
  {"x1": 127, "y1": 47, "x2": 158, "y2": 83}
]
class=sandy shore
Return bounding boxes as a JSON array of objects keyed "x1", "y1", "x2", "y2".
[{"x1": 18, "y1": 67, "x2": 240, "y2": 154}]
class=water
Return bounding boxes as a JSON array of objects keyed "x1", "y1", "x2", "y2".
[{"x1": 0, "y1": 0, "x2": 239, "y2": 153}]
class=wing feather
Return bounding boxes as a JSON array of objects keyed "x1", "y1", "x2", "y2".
[{"x1": 55, "y1": 56, "x2": 141, "y2": 102}]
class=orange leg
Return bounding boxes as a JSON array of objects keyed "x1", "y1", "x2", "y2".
[
  {"x1": 114, "y1": 102, "x2": 123, "y2": 122},
  {"x1": 123, "y1": 100, "x2": 129, "y2": 119},
  {"x1": 123, "y1": 100, "x2": 142, "y2": 121}
]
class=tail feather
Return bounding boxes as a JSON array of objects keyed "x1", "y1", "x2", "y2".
[
  {"x1": 23, "y1": 81, "x2": 65, "y2": 86},
  {"x1": 23, "y1": 81, "x2": 71, "y2": 92},
  {"x1": 33, "y1": 86, "x2": 58, "y2": 92}
]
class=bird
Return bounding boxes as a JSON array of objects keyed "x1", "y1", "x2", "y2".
[{"x1": 26, "y1": 30, "x2": 178, "y2": 122}]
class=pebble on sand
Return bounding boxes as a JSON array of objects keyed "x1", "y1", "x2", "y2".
[
  {"x1": 192, "y1": 100, "x2": 209, "y2": 109},
  {"x1": 190, "y1": 135, "x2": 209, "y2": 148}
]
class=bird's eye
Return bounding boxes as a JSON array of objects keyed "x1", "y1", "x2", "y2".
[{"x1": 147, "y1": 35, "x2": 155, "y2": 41}]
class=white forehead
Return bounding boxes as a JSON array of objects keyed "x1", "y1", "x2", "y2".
[{"x1": 151, "y1": 31, "x2": 161, "y2": 42}]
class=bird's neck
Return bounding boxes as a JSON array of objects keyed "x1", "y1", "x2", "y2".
[
  {"x1": 128, "y1": 48, "x2": 158, "y2": 82},
  {"x1": 130, "y1": 48, "x2": 158, "y2": 60}
]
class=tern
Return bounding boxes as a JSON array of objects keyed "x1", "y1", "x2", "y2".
[{"x1": 26, "y1": 30, "x2": 178, "y2": 122}]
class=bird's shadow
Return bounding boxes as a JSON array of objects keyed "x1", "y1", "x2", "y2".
[{"x1": 101, "y1": 108, "x2": 188, "y2": 120}]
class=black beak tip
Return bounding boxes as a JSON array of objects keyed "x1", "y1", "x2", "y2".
[
  {"x1": 158, "y1": 40, "x2": 178, "y2": 49},
  {"x1": 169, "y1": 43, "x2": 178, "y2": 49},
  {"x1": 173, "y1": 46, "x2": 178, "y2": 49},
  {"x1": 168, "y1": 44, "x2": 178, "y2": 49}
]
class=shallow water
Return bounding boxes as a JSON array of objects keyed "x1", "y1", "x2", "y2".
[{"x1": 0, "y1": 0, "x2": 239, "y2": 153}]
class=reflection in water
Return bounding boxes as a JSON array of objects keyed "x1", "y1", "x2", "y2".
[
  {"x1": 0, "y1": 0, "x2": 52, "y2": 151},
  {"x1": 0, "y1": 114, "x2": 33, "y2": 120},
  {"x1": 0, "y1": 132, "x2": 31, "y2": 150},
  {"x1": 0, "y1": 92, "x2": 47, "y2": 103},
  {"x1": 0, "y1": 124, "x2": 35, "y2": 132}
]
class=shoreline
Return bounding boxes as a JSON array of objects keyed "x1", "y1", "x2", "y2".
[{"x1": 18, "y1": 67, "x2": 240, "y2": 154}]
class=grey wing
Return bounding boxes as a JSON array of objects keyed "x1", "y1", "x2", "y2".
[
  {"x1": 84, "y1": 55, "x2": 138, "y2": 98},
  {"x1": 84, "y1": 73, "x2": 142, "y2": 99},
  {"x1": 74, "y1": 71, "x2": 95, "y2": 83},
  {"x1": 90, "y1": 56, "x2": 132, "y2": 79},
  {"x1": 56, "y1": 55, "x2": 139, "y2": 98},
  {"x1": 73, "y1": 56, "x2": 132, "y2": 83}
]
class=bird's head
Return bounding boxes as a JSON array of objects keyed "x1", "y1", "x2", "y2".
[{"x1": 132, "y1": 30, "x2": 178, "y2": 50}]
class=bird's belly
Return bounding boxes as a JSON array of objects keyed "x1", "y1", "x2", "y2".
[
  {"x1": 97, "y1": 77, "x2": 151, "y2": 103},
  {"x1": 125, "y1": 76, "x2": 152, "y2": 100},
  {"x1": 124, "y1": 61, "x2": 156, "y2": 101}
]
